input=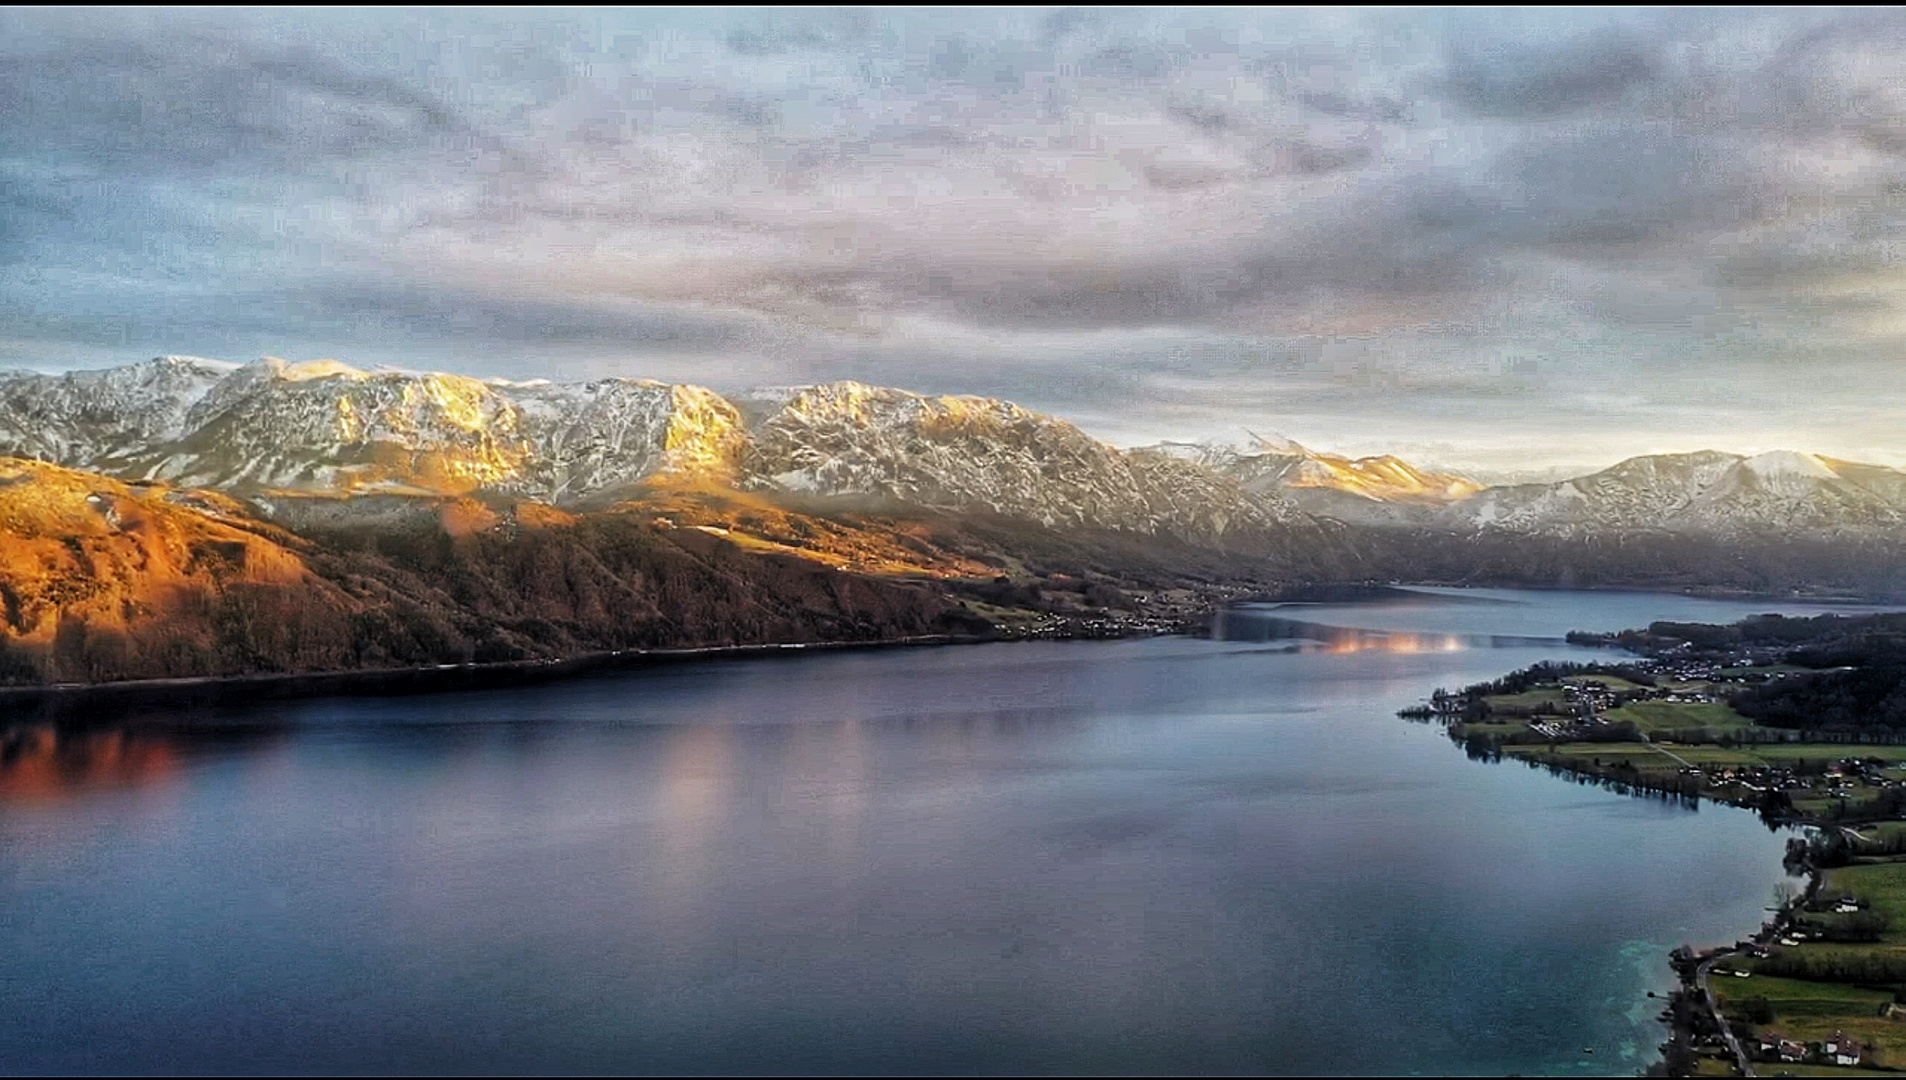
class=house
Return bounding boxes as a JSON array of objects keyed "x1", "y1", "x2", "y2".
[
  {"x1": 1825, "y1": 1032, "x2": 1862, "y2": 1067},
  {"x1": 1776, "y1": 1039, "x2": 1806, "y2": 1063}
]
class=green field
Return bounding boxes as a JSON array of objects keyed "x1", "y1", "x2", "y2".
[
  {"x1": 1481, "y1": 687, "x2": 1567, "y2": 711},
  {"x1": 1715, "y1": 973, "x2": 1890, "y2": 1018},
  {"x1": 1850, "y1": 823, "x2": 1906, "y2": 855},
  {"x1": 1506, "y1": 743, "x2": 1669, "y2": 764},
  {"x1": 1660, "y1": 746, "x2": 1778, "y2": 768},
  {"x1": 1503, "y1": 743, "x2": 1695, "y2": 778},
  {"x1": 1825, "y1": 863, "x2": 1906, "y2": 927},
  {"x1": 1709, "y1": 863, "x2": 1906, "y2": 1068},
  {"x1": 1605, "y1": 700, "x2": 1757, "y2": 734}
]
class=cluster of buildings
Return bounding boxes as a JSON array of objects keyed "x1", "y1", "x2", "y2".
[
  {"x1": 1631, "y1": 640, "x2": 1798, "y2": 672},
  {"x1": 1750, "y1": 1031, "x2": 1864, "y2": 1067},
  {"x1": 1005, "y1": 613, "x2": 1186, "y2": 640},
  {"x1": 1561, "y1": 679, "x2": 1620, "y2": 714},
  {"x1": 1702, "y1": 757, "x2": 1902, "y2": 802},
  {"x1": 1626, "y1": 652, "x2": 1808, "y2": 687}
]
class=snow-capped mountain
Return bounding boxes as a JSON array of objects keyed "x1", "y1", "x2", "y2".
[
  {"x1": 0, "y1": 359, "x2": 1295, "y2": 540},
  {"x1": 510, "y1": 380, "x2": 748, "y2": 499},
  {"x1": 739, "y1": 382, "x2": 1295, "y2": 536},
  {"x1": 0, "y1": 358, "x2": 758, "y2": 501},
  {"x1": 1442, "y1": 450, "x2": 1906, "y2": 536},
  {"x1": 139, "y1": 359, "x2": 538, "y2": 494},
  {"x1": 0, "y1": 356, "x2": 235, "y2": 470}
]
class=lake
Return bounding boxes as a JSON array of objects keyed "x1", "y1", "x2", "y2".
[{"x1": 0, "y1": 588, "x2": 1860, "y2": 1074}]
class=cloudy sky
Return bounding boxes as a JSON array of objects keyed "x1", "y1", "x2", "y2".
[{"x1": 3, "y1": 7, "x2": 1905, "y2": 475}]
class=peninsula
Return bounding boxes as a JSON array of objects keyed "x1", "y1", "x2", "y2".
[{"x1": 1407, "y1": 611, "x2": 1906, "y2": 1076}]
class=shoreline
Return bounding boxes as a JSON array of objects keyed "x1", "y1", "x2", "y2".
[
  {"x1": 2, "y1": 577, "x2": 1886, "y2": 723},
  {"x1": 1487, "y1": 747, "x2": 1808, "y2": 1076},
  {"x1": 0, "y1": 633, "x2": 997, "y2": 718},
  {"x1": 1446, "y1": 746, "x2": 1821, "y2": 1078},
  {"x1": 0, "y1": 614, "x2": 1201, "y2": 720}
]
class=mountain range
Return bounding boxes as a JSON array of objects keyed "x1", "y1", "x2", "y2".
[
  {"x1": 6, "y1": 356, "x2": 1904, "y2": 542},
  {"x1": 1, "y1": 355, "x2": 1902, "y2": 689}
]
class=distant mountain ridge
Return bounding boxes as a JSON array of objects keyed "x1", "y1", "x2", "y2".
[
  {"x1": 1150, "y1": 436, "x2": 1484, "y2": 525},
  {"x1": 1439, "y1": 449, "x2": 1906, "y2": 537},
  {"x1": 1164, "y1": 437, "x2": 1906, "y2": 539}
]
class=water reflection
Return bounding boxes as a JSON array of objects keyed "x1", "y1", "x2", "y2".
[
  {"x1": 0, "y1": 715, "x2": 284, "y2": 803},
  {"x1": 0, "y1": 723, "x2": 181, "y2": 802},
  {"x1": 1215, "y1": 607, "x2": 1564, "y2": 653}
]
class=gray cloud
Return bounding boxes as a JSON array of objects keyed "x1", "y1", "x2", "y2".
[
  {"x1": 0, "y1": 12, "x2": 467, "y2": 175},
  {"x1": 5, "y1": 7, "x2": 1906, "y2": 470},
  {"x1": 1444, "y1": 30, "x2": 1662, "y2": 118}
]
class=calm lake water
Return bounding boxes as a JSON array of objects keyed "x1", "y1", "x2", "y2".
[{"x1": 0, "y1": 588, "x2": 1865, "y2": 1075}]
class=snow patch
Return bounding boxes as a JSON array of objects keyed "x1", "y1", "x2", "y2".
[{"x1": 1742, "y1": 450, "x2": 1837, "y2": 481}]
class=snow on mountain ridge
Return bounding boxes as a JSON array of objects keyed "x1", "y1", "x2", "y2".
[
  {"x1": 0, "y1": 361, "x2": 1296, "y2": 539},
  {"x1": 741, "y1": 382, "x2": 1296, "y2": 536},
  {"x1": 1743, "y1": 450, "x2": 1838, "y2": 481},
  {"x1": 0, "y1": 356, "x2": 234, "y2": 468},
  {"x1": 1143, "y1": 437, "x2": 1483, "y2": 528},
  {"x1": 4, "y1": 358, "x2": 1903, "y2": 541},
  {"x1": 1442, "y1": 450, "x2": 1906, "y2": 536}
]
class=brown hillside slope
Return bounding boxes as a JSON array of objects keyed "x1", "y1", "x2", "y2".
[
  {"x1": 0, "y1": 459, "x2": 989, "y2": 686},
  {"x1": 0, "y1": 458, "x2": 359, "y2": 682}
]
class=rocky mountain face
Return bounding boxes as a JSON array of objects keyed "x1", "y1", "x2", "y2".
[
  {"x1": 0, "y1": 356, "x2": 234, "y2": 472},
  {"x1": 0, "y1": 358, "x2": 1297, "y2": 544},
  {"x1": 737, "y1": 382, "x2": 1297, "y2": 540}
]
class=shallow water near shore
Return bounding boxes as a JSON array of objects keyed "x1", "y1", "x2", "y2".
[{"x1": 0, "y1": 588, "x2": 1854, "y2": 1074}]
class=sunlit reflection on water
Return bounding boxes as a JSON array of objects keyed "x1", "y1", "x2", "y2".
[
  {"x1": 1214, "y1": 608, "x2": 1562, "y2": 654},
  {"x1": 0, "y1": 723, "x2": 181, "y2": 802}
]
